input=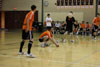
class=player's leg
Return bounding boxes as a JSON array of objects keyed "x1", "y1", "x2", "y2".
[
  {"x1": 39, "y1": 36, "x2": 49, "y2": 47},
  {"x1": 27, "y1": 31, "x2": 35, "y2": 58},
  {"x1": 69, "y1": 27, "x2": 75, "y2": 42},
  {"x1": 80, "y1": 28, "x2": 83, "y2": 35},
  {"x1": 62, "y1": 31, "x2": 68, "y2": 43},
  {"x1": 83, "y1": 28, "x2": 86, "y2": 36},
  {"x1": 18, "y1": 30, "x2": 26, "y2": 55},
  {"x1": 70, "y1": 32, "x2": 74, "y2": 42},
  {"x1": 62, "y1": 26, "x2": 68, "y2": 42},
  {"x1": 93, "y1": 25, "x2": 98, "y2": 40},
  {"x1": 93, "y1": 30, "x2": 98, "y2": 39},
  {"x1": 19, "y1": 40, "x2": 25, "y2": 54}
]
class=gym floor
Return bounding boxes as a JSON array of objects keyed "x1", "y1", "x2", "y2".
[{"x1": 0, "y1": 30, "x2": 100, "y2": 67}]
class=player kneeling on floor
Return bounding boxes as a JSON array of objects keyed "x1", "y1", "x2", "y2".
[{"x1": 39, "y1": 27, "x2": 59, "y2": 47}]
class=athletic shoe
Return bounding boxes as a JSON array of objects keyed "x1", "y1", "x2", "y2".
[
  {"x1": 26, "y1": 54, "x2": 36, "y2": 58},
  {"x1": 41, "y1": 43, "x2": 45, "y2": 47},
  {"x1": 64, "y1": 32, "x2": 67, "y2": 35},
  {"x1": 76, "y1": 32, "x2": 79, "y2": 35},
  {"x1": 63, "y1": 39, "x2": 66, "y2": 43},
  {"x1": 18, "y1": 52, "x2": 25, "y2": 55},
  {"x1": 94, "y1": 37, "x2": 97, "y2": 40},
  {"x1": 71, "y1": 40, "x2": 75, "y2": 43}
]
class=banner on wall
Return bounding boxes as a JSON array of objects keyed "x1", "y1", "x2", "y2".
[
  {"x1": 56, "y1": 0, "x2": 94, "y2": 9},
  {"x1": 0, "y1": 0, "x2": 2, "y2": 8}
]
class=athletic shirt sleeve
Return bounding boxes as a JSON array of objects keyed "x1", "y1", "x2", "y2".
[
  {"x1": 47, "y1": 31, "x2": 53, "y2": 38},
  {"x1": 66, "y1": 16, "x2": 68, "y2": 23},
  {"x1": 73, "y1": 17, "x2": 75, "y2": 22},
  {"x1": 29, "y1": 12, "x2": 34, "y2": 31}
]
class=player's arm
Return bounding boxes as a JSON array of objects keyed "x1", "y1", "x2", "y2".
[
  {"x1": 29, "y1": 13, "x2": 34, "y2": 31},
  {"x1": 92, "y1": 17, "x2": 96, "y2": 25},
  {"x1": 62, "y1": 21, "x2": 66, "y2": 26},
  {"x1": 49, "y1": 37, "x2": 59, "y2": 47},
  {"x1": 73, "y1": 17, "x2": 76, "y2": 24},
  {"x1": 47, "y1": 19, "x2": 52, "y2": 23},
  {"x1": 26, "y1": 19, "x2": 30, "y2": 32}
]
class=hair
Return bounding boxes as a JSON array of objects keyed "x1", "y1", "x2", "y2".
[
  {"x1": 31, "y1": 5, "x2": 36, "y2": 10},
  {"x1": 86, "y1": 22, "x2": 89, "y2": 24},
  {"x1": 47, "y1": 14, "x2": 50, "y2": 16},
  {"x1": 70, "y1": 11, "x2": 73, "y2": 14}
]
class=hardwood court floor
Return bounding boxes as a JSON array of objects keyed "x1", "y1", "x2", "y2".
[{"x1": 0, "y1": 30, "x2": 100, "y2": 67}]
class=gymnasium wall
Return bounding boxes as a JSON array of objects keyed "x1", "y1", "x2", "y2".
[
  {"x1": 1, "y1": 0, "x2": 99, "y2": 23},
  {"x1": 44, "y1": 12, "x2": 83, "y2": 23},
  {"x1": 44, "y1": 0, "x2": 95, "y2": 23},
  {"x1": 1, "y1": 0, "x2": 42, "y2": 22}
]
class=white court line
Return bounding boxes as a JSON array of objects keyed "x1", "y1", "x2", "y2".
[
  {"x1": 0, "y1": 53, "x2": 100, "y2": 67},
  {"x1": 1, "y1": 41, "x2": 20, "y2": 45},
  {"x1": 66, "y1": 50, "x2": 100, "y2": 67}
]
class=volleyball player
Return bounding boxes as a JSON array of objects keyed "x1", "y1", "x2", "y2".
[
  {"x1": 62, "y1": 11, "x2": 76, "y2": 42},
  {"x1": 39, "y1": 27, "x2": 59, "y2": 47},
  {"x1": 18, "y1": 5, "x2": 36, "y2": 58},
  {"x1": 92, "y1": 13, "x2": 100, "y2": 40}
]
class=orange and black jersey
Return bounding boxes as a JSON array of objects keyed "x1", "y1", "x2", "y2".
[
  {"x1": 93, "y1": 17, "x2": 100, "y2": 26},
  {"x1": 80, "y1": 24, "x2": 85, "y2": 28},
  {"x1": 22, "y1": 11, "x2": 34, "y2": 31},
  {"x1": 86, "y1": 24, "x2": 91, "y2": 28},
  {"x1": 39, "y1": 30, "x2": 53, "y2": 39}
]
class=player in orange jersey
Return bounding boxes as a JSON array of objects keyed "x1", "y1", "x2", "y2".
[
  {"x1": 80, "y1": 21, "x2": 86, "y2": 35},
  {"x1": 39, "y1": 27, "x2": 59, "y2": 47},
  {"x1": 86, "y1": 22, "x2": 91, "y2": 36},
  {"x1": 18, "y1": 5, "x2": 36, "y2": 58},
  {"x1": 92, "y1": 13, "x2": 100, "y2": 40}
]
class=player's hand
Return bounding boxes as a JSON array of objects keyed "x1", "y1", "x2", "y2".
[
  {"x1": 56, "y1": 44, "x2": 59, "y2": 47},
  {"x1": 25, "y1": 29, "x2": 29, "y2": 32},
  {"x1": 95, "y1": 29, "x2": 98, "y2": 32}
]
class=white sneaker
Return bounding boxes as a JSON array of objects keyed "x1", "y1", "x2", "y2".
[
  {"x1": 26, "y1": 54, "x2": 36, "y2": 58},
  {"x1": 71, "y1": 40, "x2": 75, "y2": 43},
  {"x1": 76, "y1": 32, "x2": 79, "y2": 35},
  {"x1": 94, "y1": 37, "x2": 97, "y2": 40},
  {"x1": 41, "y1": 43, "x2": 45, "y2": 47},
  {"x1": 63, "y1": 39, "x2": 66, "y2": 43},
  {"x1": 18, "y1": 52, "x2": 25, "y2": 55}
]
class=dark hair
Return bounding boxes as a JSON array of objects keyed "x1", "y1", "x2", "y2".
[
  {"x1": 31, "y1": 5, "x2": 36, "y2": 10},
  {"x1": 70, "y1": 11, "x2": 73, "y2": 14},
  {"x1": 47, "y1": 14, "x2": 50, "y2": 16},
  {"x1": 86, "y1": 22, "x2": 89, "y2": 24},
  {"x1": 82, "y1": 21, "x2": 84, "y2": 23}
]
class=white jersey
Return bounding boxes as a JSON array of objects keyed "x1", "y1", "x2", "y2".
[
  {"x1": 55, "y1": 23, "x2": 60, "y2": 27},
  {"x1": 46, "y1": 17, "x2": 52, "y2": 26}
]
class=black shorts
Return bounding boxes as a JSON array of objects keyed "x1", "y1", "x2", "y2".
[
  {"x1": 80, "y1": 28, "x2": 86, "y2": 31},
  {"x1": 94, "y1": 25, "x2": 98, "y2": 30},
  {"x1": 80, "y1": 28, "x2": 83, "y2": 31},
  {"x1": 39, "y1": 37, "x2": 49, "y2": 42},
  {"x1": 93, "y1": 25, "x2": 98, "y2": 32},
  {"x1": 22, "y1": 30, "x2": 33, "y2": 40},
  {"x1": 66, "y1": 26, "x2": 73, "y2": 33},
  {"x1": 86, "y1": 28, "x2": 90, "y2": 31}
]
